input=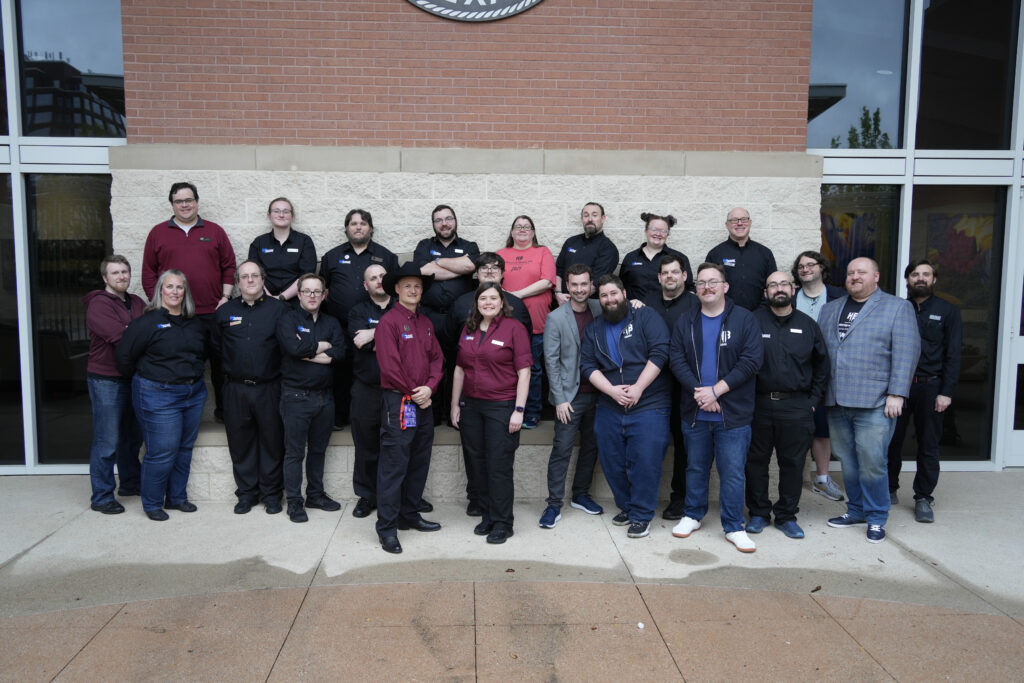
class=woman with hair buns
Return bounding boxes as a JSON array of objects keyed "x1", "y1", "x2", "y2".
[
  {"x1": 248, "y1": 197, "x2": 317, "y2": 303},
  {"x1": 619, "y1": 212, "x2": 693, "y2": 302}
]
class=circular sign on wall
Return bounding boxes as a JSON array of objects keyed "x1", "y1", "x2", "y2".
[{"x1": 407, "y1": 0, "x2": 546, "y2": 22}]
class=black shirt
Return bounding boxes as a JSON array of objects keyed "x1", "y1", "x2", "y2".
[
  {"x1": 752, "y1": 306, "x2": 829, "y2": 402},
  {"x1": 705, "y1": 238, "x2": 777, "y2": 311},
  {"x1": 911, "y1": 295, "x2": 962, "y2": 396},
  {"x1": 213, "y1": 295, "x2": 287, "y2": 383},
  {"x1": 319, "y1": 241, "x2": 399, "y2": 323},
  {"x1": 248, "y1": 230, "x2": 317, "y2": 296},
  {"x1": 348, "y1": 297, "x2": 394, "y2": 386},
  {"x1": 838, "y1": 298, "x2": 866, "y2": 340},
  {"x1": 620, "y1": 245, "x2": 693, "y2": 301},
  {"x1": 444, "y1": 289, "x2": 532, "y2": 349},
  {"x1": 555, "y1": 232, "x2": 619, "y2": 292},
  {"x1": 115, "y1": 308, "x2": 208, "y2": 383},
  {"x1": 276, "y1": 307, "x2": 348, "y2": 390},
  {"x1": 413, "y1": 235, "x2": 480, "y2": 314},
  {"x1": 642, "y1": 291, "x2": 700, "y2": 331}
]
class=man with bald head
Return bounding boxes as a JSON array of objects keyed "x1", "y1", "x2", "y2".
[
  {"x1": 744, "y1": 271, "x2": 828, "y2": 540},
  {"x1": 705, "y1": 207, "x2": 777, "y2": 311},
  {"x1": 818, "y1": 257, "x2": 919, "y2": 544}
]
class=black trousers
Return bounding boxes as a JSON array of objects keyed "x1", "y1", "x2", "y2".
[
  {"x1": 461, "y1": 397, "x2": 520, "y2": 530},
  {"x1": 198, "y1": 313, "x2": 225, "y2": 416},
  {"x1": 667, "y1": 381, "x2": 688, "y2": 503},
  {"x1": 223, "y1": 380, "x2": 284, "y2": 502},
  {"x1": 332, "y1": 357, "x2": 354, "y2": 426},
  {"x1": 745, "y1": 395, "x2": 814, "y2": 523},
  {"x1": 350, "y1": 379, "x2": 382, "y2": 503},
  {"x1": 280, "y1": 387, "x2": 334, "y2": 503},
  {"x1": 376, "y1": 391, "x2": 433, "y2": 536},
  {"x1": 887, "y1": 376, "x2": 942, "y2": 501}
]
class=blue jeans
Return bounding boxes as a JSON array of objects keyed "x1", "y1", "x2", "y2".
[
  {"x1": 526, "y1": 333, "x2": 544, "y2": 421},
  {"x1": 682, "y1": 421, "x2": 751, "y2": 533},
  {"x1": 593, "y1": 404, "x2": 669, "y2": 523},
  {"x1": 132, "y1": 375, "x2": 207, "y2": 512},
  {"x1": 87, "y1": 377, "x2": 143, "y2": 506},
  {"x1": 829, "y1": 405, "x2": 895, "y2": 526}
]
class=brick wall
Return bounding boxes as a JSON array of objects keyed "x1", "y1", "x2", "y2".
[{"x1": 121, "y1": 0, "x2": 812, "y2": 151}]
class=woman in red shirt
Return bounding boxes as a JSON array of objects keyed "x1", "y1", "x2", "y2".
[
  {"x1": 496, "y1": 215, "x2": 555, "y2": 429},
  {"x1": 451, "y1": 283, "x2": 531, "y2": 544}
]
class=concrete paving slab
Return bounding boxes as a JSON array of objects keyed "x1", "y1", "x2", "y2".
[
  {"x1": 0, "y1": 475, "x2": 90, "y2": 566},
  {"x1": 0, "y1": 602, "x2": 121, "y2": 682},
  {"x1": 475, "y1": 582, "x2": 647, "y2": 626},
  {"x1": 55, "y1": 589, "x2": 306, "y2": 682},
  {"x1": 302, "y1": 583, "x2": 475, "y2": 626}
]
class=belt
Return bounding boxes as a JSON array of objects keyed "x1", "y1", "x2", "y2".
[
  {"x1": 913, "y1": 375, "x2": 938, "y2": 384},
  {"x1": 227, "y1": 376, "x2": 276, "y2": 386},
  {"x1": 758, "y1": 391, "x2": 799, "y2": 401}
]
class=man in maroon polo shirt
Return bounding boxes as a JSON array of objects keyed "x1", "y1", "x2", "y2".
[
  {"x1": 373, "y1": 262, "x2": 443, "y2": 554},
  {"x1": 142, "y1": 182, "x2": 236, "y2": 418}
]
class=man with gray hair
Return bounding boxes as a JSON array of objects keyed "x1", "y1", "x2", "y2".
[{"x1": 705, "y1": 207, "x2": 777, "y2": 311}]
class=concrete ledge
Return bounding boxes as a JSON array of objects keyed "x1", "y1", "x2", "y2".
[
  {"x1": 110, "y1": 144, "x2": 257, "y2": 170},
  {"x1": 255, "y1": 146, "x2": 401, "y2": 172},
  {"x1": 401, "y1": 148, "x2": 545, "y2": 174},
  {"x1": 544, "y1": 149, "x2": 686, "y2": 176},
  {"x1": 686, "y1": 151, "x2": 823, "y2": 178}
]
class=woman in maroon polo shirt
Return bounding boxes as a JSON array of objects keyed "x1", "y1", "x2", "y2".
[{"x1": 451, "y1": 282, "x2": 531, "y2": 544}]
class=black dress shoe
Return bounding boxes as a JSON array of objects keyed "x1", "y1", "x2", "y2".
[
  {"x1": 380, "y1": 535, "x2": 402, "y2": 554},
  {"x1": 91, "y1": 500, "x2": 125, "y2": 515},
  {"x1": 117, "y1": 488, "x2": 140, "y2": 497},
  {"x1": 474, "y1": 521, "x2": 492, "y2": 536},
  {"x1": 146, "y1": 509, "x2": 169, "y2": 521},
  {"x1": 305, "y1": 494, "x2": 341, "y2": 512},
  {"x1": 466, "y1": 501, "x2": 484, "y2": 517},
  {"x1": 418, "y1": 499, "x2": 434, "y2": 513},
  {"x1": 398, "y1": 518, "x2": 441, "y2": 532},
  {"x1": 287, "y1": 501, "x2": 308, "y2": 523},
  {"x1": 264, "y1": 498, "x2": 283, "y2": 515},
  {"x1": 165, "y1": 501, "x2": 198, "y2": 513},
  {"x1": 486, "y1": 527, "x2": 514, "y2": 544},
  {"x1": 352, "y1": 497, "x2": 376, "y2": 518},
  {"x1": 234, "y1": 500, "x2": 254, "y2": 515},
  {"x1": 662, "y1": 499, "x2": 685, "y2": 521}
]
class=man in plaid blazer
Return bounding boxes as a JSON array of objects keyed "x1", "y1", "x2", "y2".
[{"x1": 819, "y1": 257, "x2": 920, "y2": 544}]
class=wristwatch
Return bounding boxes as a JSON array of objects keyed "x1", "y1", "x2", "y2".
[{"x1": 514, "y1": 406, "x2": 525, "y2": 413}]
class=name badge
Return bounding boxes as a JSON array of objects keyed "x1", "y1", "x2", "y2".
[
  {"x1": 199, "y1": 237, "x2": 212, "y2": 242},
  {"x1": 464, "y1": 335, "x2": 474, "y2": 341},
  {"x1": 229, "y1": 320, "x2": 242, "y2": 326},
  {"x1": 229, "y1": 316, "x2": 242, "y2": 322},
  {"x1": 722, "y1": 258, "x2": 736, "y2": 267},
  {"x1": 287, "y1": 248, "x2": 299, "y2": 253},
  {"x1": 929, "y1": 314, "x2": 942, "y2": 321},
  {"x1": 402, "y1": 333, "x2": 414, "y2": 339},
  {"x1": 454, "y1": 248, "x2": 464, "y2": 254},
  {"x1": 491, "y1": 339, "x2": 505, "y2": 346},
  {"x1": 261, "y1": 248, "x2": 274, "y2": 253},
  {"x1": 762, "y1": 333, "x2": 771, "y2": 338},
  {"x1": 371, "y1": 256, "x2": 383, "y2": 263},
  {"x1": 789, "y1": 328, "x2": 803, "y2": 334}
]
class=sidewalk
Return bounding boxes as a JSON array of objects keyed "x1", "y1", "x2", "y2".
[{"x1": 2, "y1": 471, "x2": 1023, "y2": 680}]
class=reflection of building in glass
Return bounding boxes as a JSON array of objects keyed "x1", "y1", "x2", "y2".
[
  {"x1": 807, "y1": 83, "x2": 847, "y2": 121},
  {"x1": 21, "y1": 57, "x2": 125, "y2": 137}
]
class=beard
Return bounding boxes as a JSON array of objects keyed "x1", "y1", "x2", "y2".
[
  {"x1": 770, "y1": 292, "x2": 793, "y2": 309},
  {"x1": 349, "y1": 232, "x2": 370, "y2": 247},
  {"x1": 602, "y1": 299, "x2": 628, "y2": 323},
  {"x1": 909, "y1": 282, "x2": 933, "y2": 298},
  {"x1": 583, "y1": 222, "x2": 598, "y2": 237}
]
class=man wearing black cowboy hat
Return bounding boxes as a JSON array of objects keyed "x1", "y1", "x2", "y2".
[{"x1": 373, "y1": 262, "x2": 444, "y2": 553}]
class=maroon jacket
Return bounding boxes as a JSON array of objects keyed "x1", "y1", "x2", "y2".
[
  {"x1": 141, "y1": 217, "x2": 236, "y2": 315},
  {"x1": 83, "y1": 289, "x2": 146, "y2": 378}
]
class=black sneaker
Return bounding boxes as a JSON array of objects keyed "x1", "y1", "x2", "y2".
[
  {"x1": 288, "y1": 501, "x2": 308, "y2": 523},
  {"x1": 91, "y1": 500, "x2": 125, "y2": 515},
  {"x1": 264, "y1": 498, "x2": 283, "y2": 515},
  {"x1": 234, "y1": 499, "x2": 254, "y2": 515},
  {"x1": 627, "y1": 520, "x2": 651, "y2": 538},
  {"x1": 661, "y1": 499, "x2": 685, "y2": 520},
  {"x1": 612, "y1": 511, "x2": 630, "y2": 526},
  {"x1": 305, "y1": 494, "x2": 341, "y2": 512},
  {"x1": 117, "y1": 488, "x2": 140, "y2": 497}
]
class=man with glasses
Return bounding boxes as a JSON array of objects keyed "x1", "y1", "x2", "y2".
[
  {"x1": 670, "y1": 263, "x2": 763, "y2": 553},
  {"x1": 554, "y1": 202, "x2": 620, "y2": 305},
  {"x1": 792, "y1": 251, "x2": 847, "y2": 503},
  {"x1": 142, "y1": 181, "x2": 236, "y2": 419},
  {"x1": 276, "y1": 273, "x2": 349, "y2": 523},
  {"x1": 745, "y1": 272, "x2": 828, "y2": 540},
  {"x1": 213, "y1": 261, "x2": 287, "y2": 515},
  {"x1": 705, "y1": 207, "x2": 777, "y2": 311}
]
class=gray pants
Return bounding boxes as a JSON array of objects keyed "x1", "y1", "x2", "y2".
[{"x1": 545, "y1": 392, "x2": 599, "y2": 506}]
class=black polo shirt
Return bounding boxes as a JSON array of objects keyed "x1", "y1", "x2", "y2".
[
  {"x1": 276, "y1": 307, "x2": 348, "y2": 391},
  {"x1": 213, "y1": 295, "x2": 287, "y2": 383},
  {"x1": 555, "y1": 232, "x2": 619, "y2": 292},
  {"x1": 620, "y1": 245, "x2": 694, "y2": 301},
  {"x1": 248, "y1": 230, "x2": 317, "y2": 296},
  {"x1": 752, "y1": 306, "x2": 828, "y2": 403},
  {"x1": 642, "y1": 290, "x2": 700, "y2": 331},
  {"x1": 413, "y1": 235, "x2": 480, "y2": 314},
  {"x1": 348, "y1": 297, "x2": 395, "y2": 386},
  {"x1": 911, "y1": 295, "x2": 962, "y2": 396},
  {"x1": 705, "y1": 238, "x2": 777, "y2": 311},
  {"x1": 319, "y1": 241, "x2": 399, "y2": 323}
]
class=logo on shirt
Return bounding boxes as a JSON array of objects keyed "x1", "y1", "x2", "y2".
[
  {"x1": 368, "y1": 317, "x2": 379, "y2": 324},
  {"x1": 430, "y1": 249, "x2": 442, "y2": 257},
  {"x1": 229, "y1": 315, "x2": 242, "y2": 326},
  {"x1": 297, "y1": 326, "x2": 311, "y2": 333},
  {"x1": 719, "y1": 329, "x2": 732, "y2": 346},
  {"x1": 402, "y1": 333, "x2": 414, "y2": 340},
  {"x1": 623, "y1": 323, "x2": 634, "y2": 339},
  {"x1": 631, "y1": 261, "x2": 642, "y2": 266},
  {"x1": 156, "y1": 323, "x2": 171, "y2": 329},
  {"x1": 568, "y1": 247, "x2": 577, "y2": 253},
  {"x1": 722, "y1": 258, "x2": 736, "y2": 267},
  {"x1": 261, "y1": 247, "x2": 274, "y2": 253},
  {"x1": 199, "y1": 237, "x2": 212, "y2": 242},
  {"x1": 929, "y1": 314, "x2": 942, "y2": 321}
]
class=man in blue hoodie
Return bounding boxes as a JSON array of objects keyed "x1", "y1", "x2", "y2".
[
  {"x1": 670, "y1": 263, "x2": 764, "y2": 553},
  {"x1": 580, "y1": 274, "x2": 671, "y2": 539}
]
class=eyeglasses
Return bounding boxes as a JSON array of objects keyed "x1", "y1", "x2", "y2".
[
  {"x1": 797, "y1": 262, "x2": 820, "y2": 271},
  {"x1": 239, "y1": 273, "x2": 263, "y2": 280},
  {"x1": 270, "y1": 209, "x2": 292, "y2": 216},
  {"x1": 433, "y1": 216, "x2": 456, "y2": 225},
  {"x1": 695, "y1": 279, "x2": 724, "y2": 290},
  {"x1": 299, "y1": 289, "x2": 324, "y2": 297},
  {"x1": 513, "y1": 226, "x2": 534, "y2": 232},
  {"x1": 647, "y1": 228, "x2": 669, "y2": 235},
  {"x1": 172, "y1": 198, "x2": 196, "y2": 206},
  {"x1": 726, "y1": 217, "x2": 751, "y2": 225},
  {"x1": 478, "y1": 264, "x2": 502, "y2": 273},
  {"x1": 766, "y1": 281, "x2": 793, "y2": 291}
]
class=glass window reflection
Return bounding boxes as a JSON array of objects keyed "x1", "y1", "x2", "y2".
[
  {"x1": 17, "y1": 0, "x2": 125, "y2": 137},
  {"x1": 808, "y1": 0, "x2": 909, "y2": 149},
  {"x1": 0, "y1": 176, "x2": 24, "y2": 463},
  {"x1": 819, "y1": 184, "x2": 901, "y2": 292}
]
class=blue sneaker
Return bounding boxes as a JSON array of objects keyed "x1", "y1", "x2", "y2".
[
  {"x1": 775, "y1": 520, "x2": 804, "y2": 539},
  {"x1": 745, "y1": 515, "x2": 770, "y2": 534},
  {"x1": 522, "y1": 417, "x2": 540, "y2": 429},
  {"x1": 827, "y1": 513, "x2": 867, "y2": 528},
  {"x1": 570, "y1": 494, "x2": 603, "y2": 515},
  {"x1": 539, "y1": 505, "x2": 561, "y2": 529},
  {"x1": 866, "y1": 524, "x2": 886, "y2": 543}
]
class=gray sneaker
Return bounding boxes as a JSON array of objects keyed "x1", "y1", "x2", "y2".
[
  {"x1": 811, "y1": 475, "x2": 845, "y2": 502},
  {"x1": 914, "y1": 498, "x2": 934, "y2": 523}
]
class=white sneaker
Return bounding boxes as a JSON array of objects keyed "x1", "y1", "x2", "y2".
[
  {"x1": 672, "y1": 516, "x2": 701, "y2": 538},
  {"x1": 725, "y1": 530, "x2": 757, "y2": 553}
]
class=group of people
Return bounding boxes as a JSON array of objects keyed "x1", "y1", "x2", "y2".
[{"x1": 85, "y1": 183, "x2": 962, "y2": 555}]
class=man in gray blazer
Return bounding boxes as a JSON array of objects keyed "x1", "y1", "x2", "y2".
[
  {"x1": 539, "y1": 263, "x2": 604, "y2": 528},
  {"x1": 819, "y1": 257, "x2": 920, "y2": 544}
]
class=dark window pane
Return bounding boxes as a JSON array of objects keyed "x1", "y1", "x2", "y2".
[
  {"x1": 17, "y1": 0, "x2": 125, "y2": 138},
  {"x1": 916, "y1": 0, "x2": 1019, "y2": 149},
  {"x1": 1016, "y1": 366, "x2": 1024, "y2": 430},
  {"x1": 819, "y1": 184, "x2": 901, "y2": 292},
  {"x1": 0, "y1": 13, "x2": 7, "y2": 136},
  {"x1": 27, "y1": 174, "x2": 113, "y2": 465},
  {"x1": 905, "y1": 185, "x2": 1006, "y2": 460},
  {"x1": 808, "y1": 0, "x2": 909, "y2": 148},
  {"x1": 0, "y1": 176, "x2": 24, "y2": 463}
]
